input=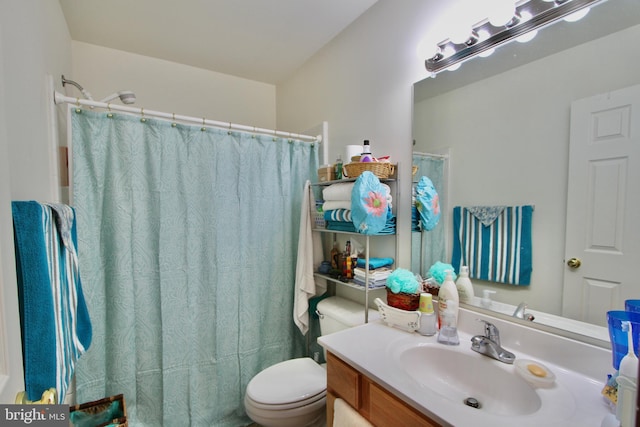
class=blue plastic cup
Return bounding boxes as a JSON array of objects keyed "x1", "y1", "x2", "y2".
[
  {"x1": 625, "y1": 299, "x2": 640, "y2": 313},
  {"x1": 607, "y1": 310, "x2": 640, "y2": 370}
]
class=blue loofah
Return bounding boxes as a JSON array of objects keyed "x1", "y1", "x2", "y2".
[
  {"x1": 427, "y1": 262, "x2": 457, "y2": 285},
  {"x1": 386, "y1": 268, "x2": 419, "y2": 294}
]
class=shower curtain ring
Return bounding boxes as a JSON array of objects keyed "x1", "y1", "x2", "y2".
[
  {"x1": 107, "y1": 103, "x2": 113, "y2": 118},
  {"x1": 140, "y1": 108, "x2": 146, "y2": 123},
  {"x1": 171, "y1": 113, "x2": 177, "y2": 127},
  {"x1": 273, "y1": 129, "x2": 278, "y2": 141},
  {"x1": 201, "y1": 118, "x2": 206, "y2": 132},
  {"x1": 252, "y1": 126, "x2": 257, "y2": 138},
  {"x1": 228, "y1": 122, "x2": 232, "y2": 135},
  {"x1": 75, "y1": 98, "x2": 82, "y2": 114}
]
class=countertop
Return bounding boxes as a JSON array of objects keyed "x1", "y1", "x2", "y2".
[{"x1": 318, "y1": 306, "x2": 615, "y2": 427}]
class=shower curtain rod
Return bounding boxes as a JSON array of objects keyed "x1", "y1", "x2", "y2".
[{"x1": 53, "y1": 91, "x2": 321, "y2": 143}]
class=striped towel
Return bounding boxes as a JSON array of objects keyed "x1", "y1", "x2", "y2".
[
  {"x1": 324, "y1": 209, "x2": 352, "y2": 222},
  {"x1": 451, "y1": 206, "x2": 533, "y2": 285},
  {"x1": 12, "y1": 201, "x2": 92, "y2": 402}
]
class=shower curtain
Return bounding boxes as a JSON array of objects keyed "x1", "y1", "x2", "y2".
[
  {"x1": 70, "y1": 109, "x2": 318, "y2": 426},
  {"x1": 411, "y1": 154, "x2": 447, "y2": 276}
]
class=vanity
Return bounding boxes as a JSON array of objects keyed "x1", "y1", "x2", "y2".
[{"x1": 319, "y1": 306, "x2": 613, "y2": 427}]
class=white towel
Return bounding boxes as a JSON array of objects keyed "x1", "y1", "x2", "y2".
[
  {"x1": 294, "y1": 181, "x2": 327, "y2": 335},
  {"x1": 333, "y1": 398, "x2": 374, "y2": 427},
  {"x1": 322, "y1": 182, "x2": 355, "y2": 201},
  {"x1": 323, "y1": 200, "x2": 352, "y2": 212}
]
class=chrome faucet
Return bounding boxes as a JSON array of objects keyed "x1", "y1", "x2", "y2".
[
  {"x1": 512, "y1": 302, "x2": 535, "y2": 321},
  {"x1": 470, "y1": 320, "x2": 516, "y2": 364}
]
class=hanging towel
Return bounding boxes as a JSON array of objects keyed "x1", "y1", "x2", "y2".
[
  {"x1": 294, "y1": 181, "x2": 327, "y2": 335},
  {"x1": 12, "y1": 201, "x2": 92, "y2": 402},
  {"x1": 451, "y1": 205, "x2": 533, "y2": 286},
  {"x1": 333, "y1": 398, "x2": 374, "y2": 427}
]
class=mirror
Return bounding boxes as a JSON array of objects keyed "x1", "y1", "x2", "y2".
[{"x1": 412, "y1": 0, "x2": 640, "y2": 345}]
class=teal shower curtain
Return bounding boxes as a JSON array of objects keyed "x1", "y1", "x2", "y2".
[
  {"x1": 411, "y1": 154, "x2": 447, "y2": 276},
  {"x1": 70, "y1": 109, "x2": 318, "y2": 426}
]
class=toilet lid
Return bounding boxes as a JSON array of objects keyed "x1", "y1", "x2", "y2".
[{"x1": 246, "y1": 357, "x2": 326, "y2": 405}]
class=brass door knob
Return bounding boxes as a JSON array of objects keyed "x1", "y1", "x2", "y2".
[{"x1": 567, "y1": 257, "x2": 581, "y2": 269}]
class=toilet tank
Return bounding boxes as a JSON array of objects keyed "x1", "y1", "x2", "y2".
[{"x1": 317, "y1": 296, "x2": 379, "y2": 336}]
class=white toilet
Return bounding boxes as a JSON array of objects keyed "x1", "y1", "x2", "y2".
[{"x1": 244, "y1": 296, "x2": 377, "y2": 427}]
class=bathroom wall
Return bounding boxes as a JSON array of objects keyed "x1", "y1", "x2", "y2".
[
  {"x1": 276, "y1": 0, "x2": 453, "y2": 270},
  {"x1": 70, "y1": 41, "x2": 277, "y2": 129},
  {"x1": 0, "y1": 0, "x2": 72, "y2": 402}
]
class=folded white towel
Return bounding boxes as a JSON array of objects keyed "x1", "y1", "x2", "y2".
[
  {"x1": 322, "y1": 182, "x2": 355, "y2": 201},
  {"x1": 333, "y1": 398, "x2": 374, "y2": 427},
  {"x1": 323, "y1": 182, "x2": 391, "y2": 201},
  {"x1": 323, "y1": 200, "x2": 352, "y2": 211}
]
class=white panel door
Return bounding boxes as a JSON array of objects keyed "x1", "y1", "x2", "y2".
[{"x1": 562, "y1": 84, "x2": 640, "y2": 326}]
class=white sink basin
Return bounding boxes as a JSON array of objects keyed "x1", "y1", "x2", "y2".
[{"x1": 394, "y1": 344, "x2": 541, "y2": 416}]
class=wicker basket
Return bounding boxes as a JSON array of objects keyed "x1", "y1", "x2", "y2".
[
  {"x1": 386, "y1": 288, "x2": 420, "y2": 311},
  {"x1": 343, "y1": 162, "x2": 395, "y2": 179}
]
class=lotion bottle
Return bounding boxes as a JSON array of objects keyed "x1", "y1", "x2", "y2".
[
  {"x1": 437, "y1": 270, "x2": 459, "y2": 331},
  {"x1": 455, "y1": 266, "x2": 474, "y2": 303}
]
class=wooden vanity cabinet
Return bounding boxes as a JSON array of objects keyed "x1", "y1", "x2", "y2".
[{"x1": 326, "y1": 352, "x2": 440, "y2": 427}]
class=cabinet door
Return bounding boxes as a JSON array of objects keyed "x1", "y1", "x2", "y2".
[
  {"x1": 326, "y1": 352, "x2": 360, "y2": 408},
  {"x1": 368, "y1": 380, "x2": 439, "y2": 427}
]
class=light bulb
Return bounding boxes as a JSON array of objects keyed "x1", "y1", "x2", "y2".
[
  {"x1": 487, "y1": 0, "x2": 516, "y2": 27},
  {"x1": 442, "y1": 45, "x2": 456, "y2": 58},
  {"x1": 449, "y1": 21, "x2": 473, "y2": 45},
  {"x1": 479, "y1": 48, "x2": 495, "y2": 58},
  {"x1": 564, "y1": 8, "x2": 590, "y2": 22},
  {"x1": 516, "y1": 30, "x2": 538, "y2": 43},
  {"x1": 446, "y1": 62, "x2": 462, "y2": 72}
]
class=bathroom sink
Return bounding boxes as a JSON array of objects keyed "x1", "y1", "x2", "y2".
[{"x1": 393, "y1": 344, "x2": 541, "y2": 416}]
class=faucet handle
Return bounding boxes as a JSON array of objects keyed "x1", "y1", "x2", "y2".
[{"x1": 477, "y1": 319, "x2": 500, "y2": 345}]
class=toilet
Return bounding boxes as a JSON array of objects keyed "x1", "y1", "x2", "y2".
[{"x1": 244, "y1": 296, "x2": 377, "y2": 427}]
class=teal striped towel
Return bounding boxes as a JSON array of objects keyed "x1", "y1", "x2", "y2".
[
  {"x1": 12, "y1": 201, "x2": 92, "y2": 402},
  {"x1": 452, "y1": 206, "x2": 533, "y2": 285}
]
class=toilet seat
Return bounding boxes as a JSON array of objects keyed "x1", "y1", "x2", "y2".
[{"x1": 246, "y1": 357, "x2": 326, "y2": 407}]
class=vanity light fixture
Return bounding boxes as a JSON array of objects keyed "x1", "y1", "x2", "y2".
[{"x1": 425, "y1": 0, "x2": 606, "y2": 74}]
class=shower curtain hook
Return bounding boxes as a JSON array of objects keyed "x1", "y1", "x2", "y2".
[
  {"x1": 171, "y1": 113, "x2": 177, "y2": 127},
  {"x1": 273, "y1": 129, "x2": 278, "y2": 141},
  {"x1": 107, "y1": 103, "x2": 113, "y2": 118},
  {"x1": 228, "y1": 122, "x2": 232, "y2": 135},
  {"x1": 75, "y1": 98, "x2": 82, "y2": 113},
  {"x1": 201, "y1": 118, "x2": 206, "y2": 132},
  {"x1": 252, "y1": 126, "x2": 257, "y2": 138},
  {"x1": 140, "y1": 108, "x2": 146, "y2": 123}
]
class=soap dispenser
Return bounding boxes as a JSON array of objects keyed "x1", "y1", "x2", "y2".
[
  {"x1": 437, "y1": 300, "x2": 460, "y2": 345},
  {"x1": 481, "y1": 290, "x2": 496, "y2": 309},
  {"x1": 437, "y1": 270, "x2": 459, "y2": 331},
  {"x1": 455, "y1": 266, "x2": 474, "y2": 303}
]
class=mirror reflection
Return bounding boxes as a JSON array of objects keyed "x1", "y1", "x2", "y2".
[{"x1": 412, "y1": 0, "x2": 640, "y2": 340}]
